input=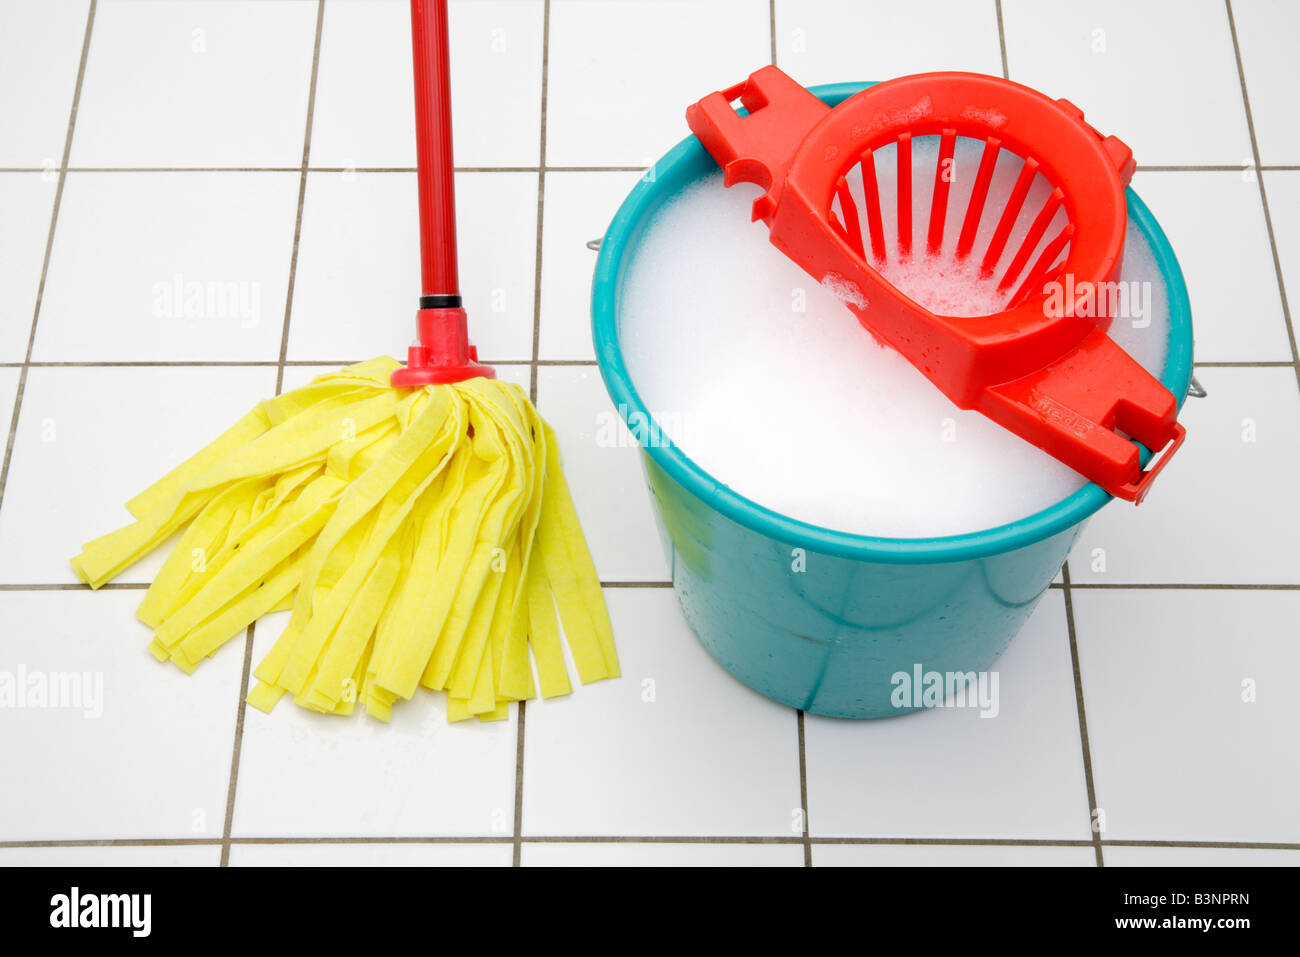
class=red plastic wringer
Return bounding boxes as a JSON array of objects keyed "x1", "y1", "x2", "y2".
[{"x1": 687, "y1": 67, "x2": 1186, "y2": 503}]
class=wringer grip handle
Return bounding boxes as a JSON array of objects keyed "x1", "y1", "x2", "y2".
[
  {"x1": 685, "y1": 66, "x2": 829, "y2": 223},
  {"x1": 980, "y1": 330, "x2": 1185, "y2": 504}
]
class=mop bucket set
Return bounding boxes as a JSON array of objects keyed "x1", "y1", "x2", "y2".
[
  {"x1": 594, "y1": 68, "x2": 1192, "y2": 717},
  {"x1": 76, "y1": 8, "x2": 1192, "y2": 724}
]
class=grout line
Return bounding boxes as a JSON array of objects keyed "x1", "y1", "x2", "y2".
[
  {"x1": 546, "y1": 166, "x2": 650, "y2": 173},
  {"x1": 219, "y1": 622, "x2": 257, "y2": 867},
  {"x1": 1, "y1": 840, "x2": 226, "y2": 849},
  {"x1": 1226, "y1": 0, "x2": 1300, "y2": 395},
  {"x1": 1195, "y1": 360, "x2": 1294, "y2": 367},
  {"x1": 6, "y1": 164, "x2": 1296, "y2": 176},
  {"x1": 0, "y1": 165, "x2": 652, "y2": 174},
  {"x1": 995, "y1": 0, "x2": 1010, "y2": 79},
  {"x1": 512, "y1": 702, "x2": 526, "y2": 866},
  {"x1": 1138, "y1": 164, "x2": 1259, "y2": 172},
  {"x1": 59, "y1": 167, "x2": 302, "y2": 173},
  {"x1": 6, "y1": 836, "x2": 1292, "y2": 850},
  {"x1": 1060, "y1": 564, "x2": 1104, "y2": 867},
  {"x1": 796, "y1": 710, "x2": 811, "y2": 866},
  {"x1": 0, "y1": 582, "x2": 148, "y2": 591},
  {"x1": 275, "y1": 0, "x2": 327, "y2": 393},
  {"x1": 809, "y1": 837, "x2": 1097, "y2": 847},
  {"x1": 517, "y1": 836, "x2": 809, "y2": 846},
  {"x1": 1065, "y1": 582, "x2": 1300, "y2": 591},
  {"x1": 1098, "y1": 840, "x2": 1300, "y2": 850},
  {"x1": 528, "y1": 0, "x2": 551, "y2": 408},
  {"x1": 514, "y1": 0, "x2": 552, "y2": 869},
  {"x1": 0, "y1": 0, "x2": 95, "y2": 520},
  {"x1": 9, "y1": 357, "x2": 1288, "y2": 373},
  {"x1": 4, "y1": 358, "x2": 563, "y2": 369},
  {"x1": 3, "y1": 580, "x2": 1293, "y2": 592},
  {"x1": 10, "y1": 360, "x2": 568, "y2": 369},
  {"x1": 20, "y1": 360, "x2": 284, "y2": 368},
  {"x1": 768, "y1": 0, "x2": 777, "y2": 65}
]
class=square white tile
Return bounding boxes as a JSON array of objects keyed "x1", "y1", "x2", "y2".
[
  {"x1": 1104, "y1": 845, "x2": 1300, "y2": 866},
  {"x1": 0, "y1": 173, "x2": 57, "y2": 361},
  {"x1": 774, "y1": 0, "x2": 1004, "y2": 83},
  {"x1": 521, "y1": 841, "x2": 804, "y2": 866},
  {"x1": 70, "y1": 0, "x2": 318, "y2": 168},
  {"x1": 227, "y1": 842, "x2": 512, "y2": 867},
  {"x1": 0, "y1": 365, "x2": 278, "y2": 584},
  {"x1": 521, "y1": 588, "x2": 803, "y2": 837},
  {"x1": 274, "y1": 363, "x2": 333, "y2": 395},
  {"x1": 1231, "y1": 0, "x2": 1300, "y2": 166},
  {"x1": 0, "y1": 844, "x2": 221, "y2": 867},
  {"x1": 1067, "y1": 367, "x2": 1300, "y2": 585},
  {"x1": 0, "y1": 0, "x2": 88, "y2": 168},
  {"x1": 309, "y1": 0, "x2": 544, "y2": 170},
  {"x1": 1132, "y1": 170, "x2": 1291, "y2": 362},
  {"x1": 33, "y1": 172, "x2": 298, "y2": 361},
  {"x1": 1001, "y1": 0, "x2": 1252, "y2": 165},
  {"x1": 0, "y1": 590, "x2": 242, "y2": 841},
  {"x1": 1073, "y1": 589, "x2": 1300, "y2": 843},
  {"x1": 546, "y1": 0, "x2": 771, "y2": 168},
  {"x1": 534, "y1": 366, "x2": 670, "y2": 582},
  {"x1": 286, "y1": 171, "x2": 537, "y2": 363},
  {"x1": 490, "y1": 361, "x2": 533, "y2": 395},
  {"x1": 230, "y1": 612, "x2": 518, "y2": 839},
  {"x1": 538, "y1": 170, "x2": 645, "y2": 361},
  {"x1": 804, "y1": 592, "x2": 1092, "y2": 840},
  {"x1": 814, "y1": 843, "x2": 1096, "y2": 866}
]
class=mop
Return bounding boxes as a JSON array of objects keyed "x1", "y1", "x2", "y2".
[{"x1": 70, "y1": 0, "x2": 619, "y2": 723}]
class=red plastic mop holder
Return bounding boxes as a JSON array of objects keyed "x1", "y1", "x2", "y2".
[
  {"x1": 686, "y1": 66, "x2": 1185, "y2": 503},
  {"x1": 395, "y1": 306, "x2": 491, "y2": 386}
]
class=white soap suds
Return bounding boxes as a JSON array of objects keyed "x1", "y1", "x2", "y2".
[
  {"x1": 875, "y1": 252, "x2": 1009, "y2": 317},
  {"x1": 619, "y1": 141, "x2": 1171, "y2": 539},
  {"x1": 820, "y1": 272, "x2": 869, "y2": 308}
]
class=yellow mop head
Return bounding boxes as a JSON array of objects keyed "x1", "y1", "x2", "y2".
[{"x1": 70, "y1": 357, "x2": 619, "y2": 723}]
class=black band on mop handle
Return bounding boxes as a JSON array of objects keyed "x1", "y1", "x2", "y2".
[{"x1": 419, "y1": 294, "x2": 462, "y2": 309}]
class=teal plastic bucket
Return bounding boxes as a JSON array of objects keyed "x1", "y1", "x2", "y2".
[{"x1": 592, "y1": 82, "x2": 1194, "y2": 718}]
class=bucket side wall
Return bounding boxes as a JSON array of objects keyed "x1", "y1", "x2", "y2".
[{"x1": 643, "y1": 453, "x2": 1081, "y2": 718}]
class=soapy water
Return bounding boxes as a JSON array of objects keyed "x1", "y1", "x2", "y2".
[
  {"x1": 835, "y1": 135, "x2": 1065, "y2": 317},
  {"x1": 873, "y1": 252, "x2": 1010, "y2": 317},
  {"x1": 619, "y1": 146, "x2": 1170, "y2": 539}
]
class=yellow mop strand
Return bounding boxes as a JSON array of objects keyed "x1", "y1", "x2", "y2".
[{"x1": 70, "y1": 357, "x2": 619, "y2": 723}]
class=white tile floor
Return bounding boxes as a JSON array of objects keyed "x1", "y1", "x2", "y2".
[
  {"x1": 0, "y1": 0, "x2": 1296, "y2": 868},
  {"x1": 284, "y1": 170, "x2": 539, "y2": 362}
]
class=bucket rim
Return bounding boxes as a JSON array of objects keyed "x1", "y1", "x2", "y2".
[{"x1": 591, "y1": 80, "x2": 1194, "y2": 565}]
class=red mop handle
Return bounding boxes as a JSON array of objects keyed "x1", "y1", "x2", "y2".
[
  {"x1": 412, "y1": 0, "x2": 458, "y2": 299},
  {"x1": 393, "y1": 0, "x2": 494, "y2": 386}
]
